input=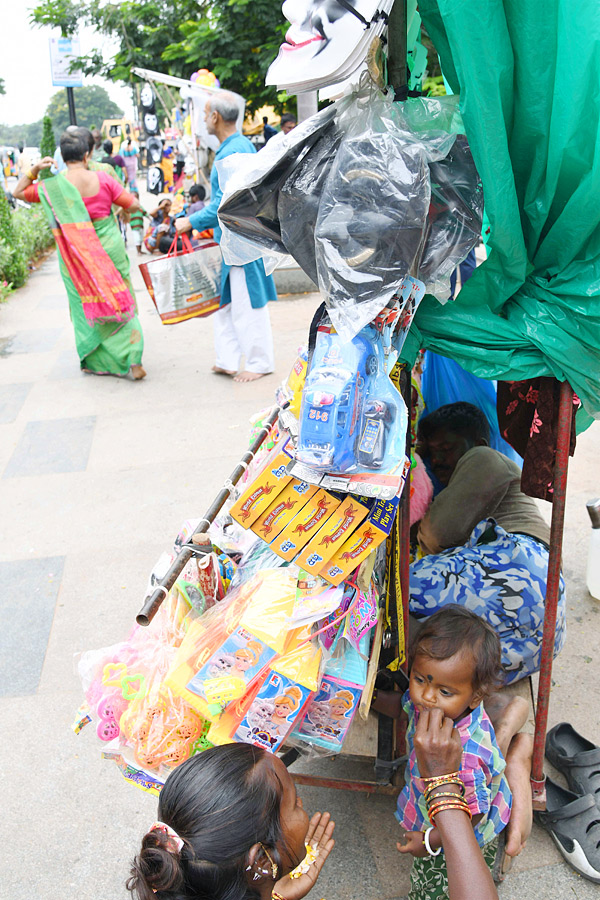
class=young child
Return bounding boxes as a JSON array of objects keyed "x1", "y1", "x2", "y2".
[
  {"x1": 396, "y1": 606, "x2": 512, "y2": 899},
  {"x1": 128, "y1": 189, "x2": 147, "y2": 256}
]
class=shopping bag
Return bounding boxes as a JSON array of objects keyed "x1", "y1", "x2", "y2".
[{"x1": 139, "y1": 234, "x2": 222, "y2": 325}]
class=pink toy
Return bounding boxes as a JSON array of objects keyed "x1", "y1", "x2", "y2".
[{"x1": 409, "y1": 453, "x2": 433, "y2": 526}]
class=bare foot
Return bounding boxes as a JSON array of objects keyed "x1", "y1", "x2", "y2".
[
  {"x1": 504, "y1": 732, "x2": 533, "y2": 857},
  {"x1": 130, "y1": 365, "x2": 147, "y2": 380},
  {"x1": 233, "y1": 370, "x2": 271, "y2": 383},
  {"x1": 212, "y1": 365, "x2": 236, "y2": 376}
]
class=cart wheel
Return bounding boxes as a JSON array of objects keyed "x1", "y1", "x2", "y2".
[{"x1": 366, "y1": 354, "x2": 378, "y2": 376}]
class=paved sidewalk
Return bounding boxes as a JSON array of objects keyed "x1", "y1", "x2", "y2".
[{"x1": 1, "y1": 247, "x2": 599, "y2": 899}]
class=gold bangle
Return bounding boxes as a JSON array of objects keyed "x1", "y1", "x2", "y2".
[
  {"x1": 429, "y1": 801, "x2": 472, "y2": 824},
  {"x1": 27, "y1": 169, "x2": 37, "y2": 181},
  {"x1": 421, "y1": 771, "x2": 461, "y2": 783}
]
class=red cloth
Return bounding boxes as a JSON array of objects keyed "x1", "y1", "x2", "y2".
[
  {"x1": 23, "y1": 172, "x2": 134, "y2": 219},
  {"x1": 496, "y1": 378, "x2": 580, "y2": 502}
]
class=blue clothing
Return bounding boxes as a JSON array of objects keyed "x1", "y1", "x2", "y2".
[
  {"x1": 410, "y1": 518, "x2": 566, "y2": 683},
  {"x1": 396, "y1": 691, "x2": 512, "y2": 848},
  {"x1": 188, "y1": 132, "x2": 277, "y2": 310}
]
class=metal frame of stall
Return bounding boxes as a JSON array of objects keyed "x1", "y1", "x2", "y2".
[{"x1": 137, "y1": 0, "x2": 572, "y2": 808}]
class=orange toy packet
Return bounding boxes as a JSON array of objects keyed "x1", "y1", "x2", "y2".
[
  {"x1": 319, "y1": 496, "x2": 401, "y2": 586},
  {"x1": 294, "y1": 495, "x2": 370, "y2": 574},
  {"x1": 230, "y1": 439, "x2": 294, "y2": 528},
  {"x1": 270, "y1": 489, "x2": 342, "y2": 562},
  {"x1": 250, "y1": 479, "x2": 317, "y2": 543}
]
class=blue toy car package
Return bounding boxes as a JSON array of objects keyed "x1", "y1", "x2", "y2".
[{"x1": 295, "y1": 323, "x2": 408, "y2": 498}]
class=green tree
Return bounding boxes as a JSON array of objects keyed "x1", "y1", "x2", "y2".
[
  {"x1": 45, "y1": 85, "x2": 123, "y2": 136},
  {"x1": 0, "y1": 191, "x2": 28, "y2": 289},
  {"x1": 39, "y1": 116, "x2": 56, "y2": 178},
  {"x1": 164, "y1": 0, "x2": 289, "y2": 113},
  {"x1": 31, "y1": 0, "x2": 289, "y2": 114},
  {"x1": 0, "y1": 79, "x2": 5, "y2": 95}
]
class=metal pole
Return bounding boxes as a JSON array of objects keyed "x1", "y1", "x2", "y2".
[
  {"x1": 531, "y1": 381, "x2": 574, "y2": 807},
  {"x1": 387, "y1": 0, "x2": 408, "y2": 101},
  {"x1": 66, "y1": 87, "x2": 77, "y2": 126},
  {"x1": 136, "y1": 406, "x2": 280, "y2": 626},
  {"x1": 400, "y1": 371, "x2": 412, "y2": 675}
]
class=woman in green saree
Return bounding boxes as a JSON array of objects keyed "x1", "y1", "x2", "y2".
[{"x1": 13, "y1": 130, "x2": 146, "y2": 379}]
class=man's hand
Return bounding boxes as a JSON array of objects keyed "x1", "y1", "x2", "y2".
[
  {"x1": 175, "y1": 216, "x2": 192, "y2": 234},
  {"x1": 397, "y1": 830, "x2": 428, "y2": 858}
]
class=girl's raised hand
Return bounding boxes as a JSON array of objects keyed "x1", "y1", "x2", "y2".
[{"x1": 273, "y1": 811, "x2": 335, "y2": 900}]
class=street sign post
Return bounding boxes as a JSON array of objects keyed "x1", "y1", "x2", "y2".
[{"x1": 49, "y1": 36, "x2": 83, "y2": 127}]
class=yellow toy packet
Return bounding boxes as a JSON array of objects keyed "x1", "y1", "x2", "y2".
[
  {"x1": 272, "y1": 624, "x2": 322, "y2": 691},
  {"x1": 295, "y1": 495, "x2": 370, "y2": 574},
  {"x1": 270, "y1": 489, "x2": 342, "y2": 562},
  {"x1": 250, "y1": 479, "x2": 317, "y2": 543},
  {"x1": 319, "y1": 497, "x2": 401, "y2": 586},
  {"x1": 230, "y1": 439, "x2": 294, "y2": 528}
]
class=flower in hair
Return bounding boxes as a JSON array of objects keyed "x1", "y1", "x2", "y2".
[{"x1": 149, "y1": 821, "x2": 184, "y2": 853}]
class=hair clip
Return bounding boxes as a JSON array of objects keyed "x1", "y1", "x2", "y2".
[{"x1": 149, "y1": 821, "x2": 184, "y2": 853}]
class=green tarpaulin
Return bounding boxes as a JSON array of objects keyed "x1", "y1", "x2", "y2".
[{"x1": 401, "y1": 0, "x2": 600, "y2": 427}]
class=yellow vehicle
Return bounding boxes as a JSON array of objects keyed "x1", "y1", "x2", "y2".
[{"x1": 101, "y1": 119, "x2": 139, "y2": 153}]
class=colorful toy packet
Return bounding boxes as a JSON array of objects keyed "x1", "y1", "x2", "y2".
[
  {"x1": 291, "y1": 676, "x2": 363, "y2": 753},
  {"x1": 234, "y1": 672, "x2": 313, "y2": 752}
]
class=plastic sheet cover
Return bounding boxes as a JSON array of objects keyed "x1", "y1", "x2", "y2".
[{"x1": 401, "y1": 0, "x2": 600, "y2": 426}]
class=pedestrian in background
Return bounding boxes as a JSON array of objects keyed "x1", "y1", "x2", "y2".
[
  {"x1": 280, "y1": 113, "x2": 297, "y2": 134},
  {"x1": 176, "y1": 92, "x2": 276, "y2": 383},
  {"x1": 13, "y1": 132, "x2": 146, "y2": 380}
]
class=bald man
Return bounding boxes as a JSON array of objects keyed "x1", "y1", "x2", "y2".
[{"x1": 176, "y1": 92, "x2": 276, "y2": 383}]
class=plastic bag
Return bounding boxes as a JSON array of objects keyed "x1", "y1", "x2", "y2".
[
  {"x1": 75, "y1": 587, "x2": 209, "y2": 787},
  {"x1": 278, "y1": 120, "x2": 343, "y2": 284},
  {"x1": 314, "y1": 87, "x2": 432, "y2": 340},
  {"x1": 218, "y1": 104, "x2": 338, "y2": 267},
  {"x1": 419, "y1": 134, "x2": 484, "y2": 296}
]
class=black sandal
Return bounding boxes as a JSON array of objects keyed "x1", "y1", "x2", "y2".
[
  {"x1": 546, "y1": 722, "x2": 600, "y2": 798},
  {"x1": 534, "y1": 777, "x2": 600, "y2": 883}
]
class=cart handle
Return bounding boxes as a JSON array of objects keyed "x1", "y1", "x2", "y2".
[{"x1": 136, "y1": 405, "x2": 281, "y2": 626}]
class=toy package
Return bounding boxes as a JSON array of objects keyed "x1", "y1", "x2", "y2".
[
  {"x1": 293, "y1": 321, "x2": 409, "y2": 500},
  {"x1": 234, "y1": 671, "x2": 313, "y2": 752},
  {"x1": 185, "y1": 626, "x2": 277, "y2": 703},
  {"x1": 320, "y1": 496, "x2": 401, "y2": 585},
  {"x1": 270, "y1": 488, "x2": 342, "y2": 562},
  {"x1": 230, "y1": 438, "x2": 294, "y2": 527},
  {"x1": 291, "y1": 676, "x2": 363, "y2": 753},
  {"x1": 294, "y1": 494, "x2": 370, "y2": 575},
  {"x1": 250, "y1": 479, "x2": 317, "y2": 543}
]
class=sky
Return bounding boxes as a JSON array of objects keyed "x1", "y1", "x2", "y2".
[{"x1": 0, "y1": 5, "x2": 134, "y2": 126}]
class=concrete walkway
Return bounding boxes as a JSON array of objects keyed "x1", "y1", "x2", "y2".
[{"x1": 0, "y1": 246, "x2": 599, "y2": 899}]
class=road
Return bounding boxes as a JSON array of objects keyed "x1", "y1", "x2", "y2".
[{"x1": 0, "y1": 241, "x2": 598, "y2": 899}]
